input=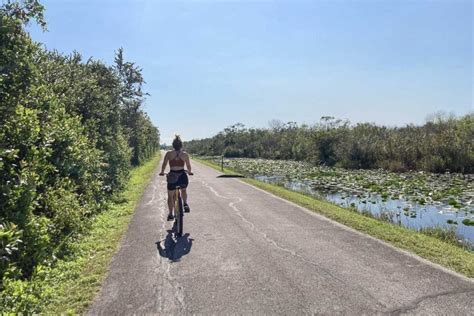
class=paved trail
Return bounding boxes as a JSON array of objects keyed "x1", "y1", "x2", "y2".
[{"x1": 89, "y1": 156, "x2": 473, "y2": 315}]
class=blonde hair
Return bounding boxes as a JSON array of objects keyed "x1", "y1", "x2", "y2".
[{"x1": 172, "y1": 135, "x2": 183, "y2": 150}]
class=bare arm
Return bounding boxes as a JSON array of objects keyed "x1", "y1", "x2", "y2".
[
  {"x1": 159, "y1": 152, "x2": 169, "y2": 175},
  {"x1": 184, "y1": 153, "x2": 193, "y2": 175}
]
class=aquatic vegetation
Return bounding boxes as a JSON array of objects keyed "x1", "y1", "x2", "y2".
[
  {"x1": 210, "y1": 157, "x2": 473, "y2": 208},
  {"x1": 448, "y1": 198, "x2": 463, "y2": 209},
  {"x1": 379, "y1": 211, "x2": 395, "y2": 223},
  {"x1": 462, "y1": 219, "x2": 474, "y2": 226}
]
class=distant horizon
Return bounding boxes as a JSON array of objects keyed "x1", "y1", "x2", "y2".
[
  {"x1": 161, "y1": 110, "x2": 472, "y2": 145},
  {"x1": 27, "y1": 0, "x2": 472, "y2": 146}
]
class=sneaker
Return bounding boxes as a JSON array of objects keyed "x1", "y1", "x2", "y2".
[
  {"x1": 167, "y1": 214, "x2": 174, "y2": 221},
  {"x1": 184, "y1": 203, "x2": 190, "y2": 213}
]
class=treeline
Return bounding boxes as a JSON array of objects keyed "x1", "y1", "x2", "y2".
[
  {"x1": 0, "y1": 1, "x2": 159, "y2": 285},
  {"x1": 186, "y1": 114, "x2": 473, "y2": 174}
]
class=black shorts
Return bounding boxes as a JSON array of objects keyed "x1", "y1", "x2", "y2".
[{"x1": 167, "y1": 170, "x2": 189, "y2": 190}]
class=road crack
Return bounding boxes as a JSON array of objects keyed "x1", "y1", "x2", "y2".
[
  {"x1": 386, "y1": 288, "x2": 474, "y2": 315},
  {"x1": 153, "y1": 177, "x2": 186, "y2": 313},
  {"x1": 201, "y1": 179, "x2": 387, "y2": 312}
]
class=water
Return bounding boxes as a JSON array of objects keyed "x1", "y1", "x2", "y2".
[{"x1": 255, "y1": 175, "x2": 474, "y2": 244}]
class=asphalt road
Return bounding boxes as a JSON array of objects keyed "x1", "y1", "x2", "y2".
[{"x1": 89, "y1": 155, "x2": 473, "y2": 315}]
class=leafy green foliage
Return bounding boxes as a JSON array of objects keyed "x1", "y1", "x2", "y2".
[
  {"x1": 0, "y1": 0, "x2": 159, "y2": 300},
  {"x1": 0, "y1": 153, "x2": 160, "y2": 313},
  {"x1": 186, "y1": 115, "x2": 473, "y2": 174}
]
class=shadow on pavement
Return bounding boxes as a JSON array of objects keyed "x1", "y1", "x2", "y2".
[
  {"x1": 156, "y1": 230, "x2": 193, "y2": 262},
  {"x1": 216, "y1": 174, "x2": 245, "y2": 178}
]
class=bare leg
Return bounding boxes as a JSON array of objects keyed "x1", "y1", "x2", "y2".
[
  {"x1": 167, "y1": 190, "x2": 175, "y2": 216},
  {"x1": 182, "y1": 188, "x2": 188, "y2": 204}
]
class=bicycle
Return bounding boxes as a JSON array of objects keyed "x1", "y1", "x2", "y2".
[
  {"x1": 173, "y1": 184, "x2": 185, "y2": 237},
  {"x1": 162, "y1": 170, "x2": 192, "y2": 237}
]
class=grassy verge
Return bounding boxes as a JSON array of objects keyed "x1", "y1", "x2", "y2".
[
  {"x1": 1, "y1": 152, "x2": 161, "y2": 313},
  {"x1": 49, "y1": 152, "x2": 161, "y2": 313},
  {"x1": 195, "y1": 158, "x2": 474, "y2": 278}
]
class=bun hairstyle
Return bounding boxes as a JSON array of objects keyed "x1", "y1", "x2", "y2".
[{"x1": 172, "y1": 135, "x2": 183, "y2": 150}]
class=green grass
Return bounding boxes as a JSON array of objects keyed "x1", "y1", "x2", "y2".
[
  {"x1": 49, "y1": 153, "x2": 161, "y2": 313},
  {"x1": 1, "y1": 152, "x2": 161, "y2": 314},
  {"x1": 195, "y1": 157, "x2": 474, "y2": 278}
]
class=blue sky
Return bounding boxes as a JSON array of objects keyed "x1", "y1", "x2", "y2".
[{"x1": 27, "y1": 0, "x2": 472, "y2": 144}]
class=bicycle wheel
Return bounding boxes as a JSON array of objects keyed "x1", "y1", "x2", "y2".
[{"x1": 175, "y1": 189, "x2": 184, "y2": 237}]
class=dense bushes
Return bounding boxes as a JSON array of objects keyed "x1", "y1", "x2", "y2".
[
  {"x1": 0, "y1": 0, "x2": 159, "y2": 289},
  {"x1": 186, "y1": 114, "x2": 473, "y2": 174}
]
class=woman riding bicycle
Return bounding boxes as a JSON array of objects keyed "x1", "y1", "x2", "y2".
[{"x1": 159, "y1": 135, "x2": 193, "y2": 221}]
